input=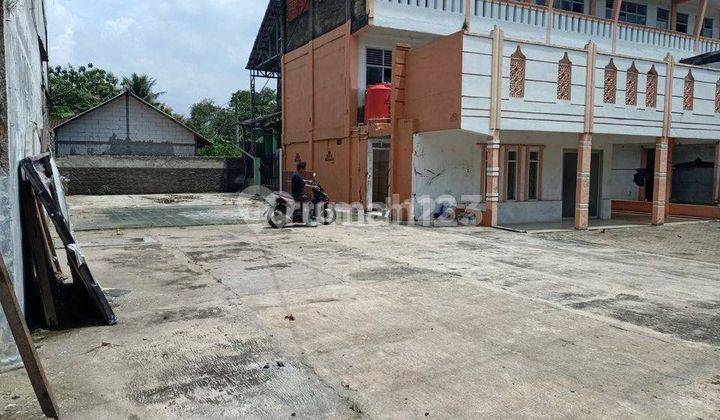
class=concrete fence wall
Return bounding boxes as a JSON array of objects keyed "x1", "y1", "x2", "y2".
[{"x1": 56, "y1": 155, "x2": 247, "y2": 195}]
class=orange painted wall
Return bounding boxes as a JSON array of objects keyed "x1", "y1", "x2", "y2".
[
  {"x1": 313, "y1": 28, "x2": 351, "y2": 141},
  {"x1": 281, "y1": 22, "x2": 359, "y2": 203},
  {"x1": 404, "y1": 31, "x2": 463, "y2": 133},
  {"x1": 284, "y1": 142, "x2": 311, "y2": 170},
  {"x1": 313, "y1": 137, "x2": 350, "y2": 201},
  {"x1": 283, "y1": 46, "x2": 312, "y2": 145}
]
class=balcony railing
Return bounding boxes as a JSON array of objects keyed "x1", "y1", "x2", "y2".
[{"x1": 372, "y1": 0, "x2": 720, "y2": 58}]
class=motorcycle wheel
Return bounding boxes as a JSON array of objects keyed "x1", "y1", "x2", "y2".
[
  {"x1": 322, "y1": 204, "x2": 337, "y2": 225},
  {"x1": 267, "y1": 207, "x2": 289, "y2": 229}
]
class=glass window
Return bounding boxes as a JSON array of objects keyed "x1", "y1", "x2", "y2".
[
  {"x1": 528, "y1": 151, "x2": 540, "y2": 200},
  {"x1": 366, "y1": 48, "x2": 392, "y2": 85},
  {"x1": 554, "y1": 0, "x2": 584, "y2": 13},
  {"x1": 701, "y1": 18, "x2": 713, "y2": 37},
  {"x1": 676, "y1": 13, "x2": 689, "y2": 33},
  {"x1": 606, "y1": 0, "x2": 647, "y2": 25},
  {"x1": 507, "y1": 150, "x2": 518, "y2": 201},
  {"x1": 656, "y1": 8, "x2": 669, "y2": 30}
]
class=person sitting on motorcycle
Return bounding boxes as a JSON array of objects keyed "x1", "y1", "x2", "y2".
[{"x1": 291, "y1": 162, "x2": 318, "y2": 225}]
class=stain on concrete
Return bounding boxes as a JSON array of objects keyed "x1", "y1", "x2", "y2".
[
  {"x1": 571, "y1": 295, "x2": 720, "y2": 346},
  {"x1": 125, "y1": 338, "x2": 353, "y2": 417},
  {"x1": 245, "y1": 263, "x2": 292, "y2": 271},
  {"x1": 105, "y1": 289, "x2": 132, "y2": 298},
  {"x1": 350, "y1": 265, "x2": 437, "y2": 282},
  {"x1": 185, "y1": 243, "x2": 262, "y2": 264},
  {"x1": 127, "y1": 339, "x2": 270, "y2": 406},
  {"x1": 151, "y1": 307, "x2": 225, "y2": 325}
]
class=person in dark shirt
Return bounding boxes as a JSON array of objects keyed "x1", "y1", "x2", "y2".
[
  {"x1": 291, "y1": 162, "x2": 307, "y2": 201},
  {"x1": 290, "y1": 162, "x2": 318, "y2": 226}
]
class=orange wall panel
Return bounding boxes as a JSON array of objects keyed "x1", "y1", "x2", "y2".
[
  {"x1": 313, "y1": 29, "x2": 350, "y2": 141},
  {"x1": 404, "y1": 31, "x2": 463, "y2": 133},
  {"x1": 284, "y1": 142, "x2": 311, "y2": 172},
  {"x1": 349, "y1": 132, "x2": 368, "y2": 205},
  {"x1": 282, "y1": 22, "x2": 359, "y2": 192},
  {"x1": 313, "y1": 138, "x2": 351, "y2": 202},
  {"x1": 283, "y1": 46, "x2": 312, "y2": 145}
]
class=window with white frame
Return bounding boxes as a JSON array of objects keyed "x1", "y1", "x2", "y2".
[
  {"x1": 656, "y1": 8, "x2": 669, "y2": 30},
  {"x1": 702, "y1": 18, "x2": 713, "y2": 37},
  {"x1": 606, "y1": 0, "x2": 647, "y2": 25},
  {"x1": 676, "y1": 12, "x2": 689, "y2": 33},
  {"x1": 528, "y1": 149, "x2": 541, "y2": 200},
  {"x1": 366, "y1": 48, "x2": 392, "y2": 86},
  {"x1": 506, "y1": 148, "x2": 518, "y2": 201},
  {"x1": 489, "y1": 145, "x2": 544, "y2": 202}
]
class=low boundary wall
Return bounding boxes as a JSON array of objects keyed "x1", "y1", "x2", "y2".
[
  {"x1": 56, "y1": 155, "x2": 246, "y2": 195},
  {"x1": 612, "y1": 200, "x2": 720, "y2": 219}
]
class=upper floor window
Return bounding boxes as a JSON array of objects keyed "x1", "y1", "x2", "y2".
[
  {"x1": 367, "y1": 48, "x2": 392, "y2": 86},
  {"x1": 701, "y1": 18, "x2": 713, "y2": 37},
  {"x1": 606, "y1": 0, "x2": 647, "y2": 25},
  {"x1": 676, "y1": 13, "x2": 689, "y2": 33},
  {"x1": 656, "y1": 8, "x2": 669, "y2": 30},
  {"x1": 534, "y1": 0, "x2": 584, "y2": 13}
]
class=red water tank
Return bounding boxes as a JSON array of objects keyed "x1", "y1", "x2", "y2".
[{"x1": 364, "y1": 83, "x2": 392, "y2": 123}]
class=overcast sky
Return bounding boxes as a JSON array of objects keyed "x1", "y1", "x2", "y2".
[{"x1": 47, "y1": 0, "x2": 270, "y2": 116}]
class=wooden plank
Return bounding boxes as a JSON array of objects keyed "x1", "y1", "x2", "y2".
[
  {"x1": 0, "y1": 255, "x2": 59, "y2": 419},
  {"x1": 20, "y1": 184, "x2": 59, "y2": 329},
  {"x1": 38, "y1": 205, "x2": 63, "y2": 274}
]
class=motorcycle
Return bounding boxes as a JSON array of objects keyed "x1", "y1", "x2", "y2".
[{"x1": 267, "y1": 179, "x2": 337, "y2": 229}]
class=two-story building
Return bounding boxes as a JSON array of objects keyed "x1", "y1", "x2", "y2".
[{"x1": 252, "y1": 0, "x2": 720, "y2": 227}]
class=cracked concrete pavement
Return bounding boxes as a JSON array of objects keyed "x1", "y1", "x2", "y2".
[{"x1": 1, "y1": 194, "x2": 719, "y2": 418}]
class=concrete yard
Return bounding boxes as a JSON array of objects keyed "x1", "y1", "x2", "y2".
[{"x1": 1, "y1": 194, "x2": 719, "y2": 418}]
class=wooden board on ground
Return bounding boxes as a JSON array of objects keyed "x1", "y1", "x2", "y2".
[{"x1": 0, "y1": 255, "x2": 59, "y2": 419}]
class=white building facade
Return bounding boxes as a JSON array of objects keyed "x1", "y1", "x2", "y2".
[{"x1": 361, "y1": 0, "x2": 720, "y2": 226}]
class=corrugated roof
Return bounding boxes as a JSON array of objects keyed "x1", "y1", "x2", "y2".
[{"x1": 246, "y1": 0, "x2": 283, "y2": 73}]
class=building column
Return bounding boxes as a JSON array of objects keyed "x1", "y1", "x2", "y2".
[
  {"x1": 652, "y1": 137, "x2": 670, "y2": 225},
  {"x1": 483, "y1": 130, "x2": 501, "y2": 227},
  {"x1": 713, "y1": 141, "x2": 720, "y2": 204},
  {"x1": 665, "y1": 138, "x2": 675, "y2": 218},
  {"x1": 484, "y1": 27, "x2": 503, "y2": 227},
  {"x1": 575, "y1": 133, "x2": 592, "y2": 230},
  {"x1": 389, "y1": 43, "x2": 412, "y2": 221}
]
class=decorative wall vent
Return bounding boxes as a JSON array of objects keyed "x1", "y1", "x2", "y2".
[
  {"x1": 625, "y1": 62, "x2": 638, "y2": 106},
  {"x1": 510, "y1": 46, "x2": 526, "y2": 98},
  {"x1": 715, "y1": 79, "x2": 720, "y2": 113},
  {"x1": 646, "y1": 65, "x2": 658, "y2": 108},
  {"x1": 603, "y1": 59, "x2": 617, "y2": 104},
  {"x1": 684, "y1": 69, "x2": 695, "y2": 111},
  {"x1": 557, "y1": 52, "x2": 572, "y2": 101}
]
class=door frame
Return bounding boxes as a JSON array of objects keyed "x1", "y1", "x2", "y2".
[
  {"x1": 366, "y1": 139, "x2": 391, "y2": 210},
  {"x1": 561, "y1": 149, "x2": 604, "y2": 219}
]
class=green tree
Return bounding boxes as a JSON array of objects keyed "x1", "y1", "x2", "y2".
[
  {"x1": 230, "y1": 88, "x2": 278, "y2": 122},
  {"x1": 48, "y1": 63, "x2": 120, "y2": 120},
  {"x1": 186, "y1": 88, "x2": 278, "y2": 157},
  {"x1": 121, "y1": 73, "x2": 166, "y2": 105}
]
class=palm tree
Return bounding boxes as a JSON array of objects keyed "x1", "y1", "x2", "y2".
[{"x1": 121, "y1": 73, "x2": 165, "y2": 105}]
